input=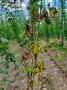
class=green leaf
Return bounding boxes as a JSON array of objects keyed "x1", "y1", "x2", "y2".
[
  {"x1": 10, "y1": 56, "x2": 16, "y2": 62},
  {"x1": 35, "y1": 62, "x2": 40, "y2": 67},
  {"x1": 57, "y1": 54, "x2": 62, "y2": 59},
  {"x1": 4, "y1": 61, "x2": 9, "y2": 69},
  {"x1": 2, "y1": 71, "x2": 8, "y2": 74},
  {"x1": 59, "y1": 63, "x2": 64, "y2": 67},
  {"x1": 52, "y1": 53, "x2": 56, "y2": 58},
  {"x1": 0, "y1": 48, "x2": 2, "y2": 52},
  {"x1": 64, "y1": 50, "x2": 67, "y2": 55},
  {"x1": 6, "y1": 50, "x2": 13, "y2": 55},
  {"x1": 11, "y1": 56, "x2": 21, "y2": 62},
  {"x1": 0, "y1": 61, "x2": 4, "y2": 65},
  {"x1": 19, "y1": 34, "x2": 22, "y2": 38},
  {"x1": 14, "y1": 65, "x2": 19, "y2": 70},
  {"x1": 0, "y1": 87, "x2": 4, "y2": 90},
  {"x1": 16, "y1": 72, "x2": 21, "y2": 76},
  {"x1": 17, "y1": 76, "x2": 22, "y2": 82},
  {"x1": 49, "y1": 40, "x2": 53, "y2": 45},
  {"x1": 0, "y1": 69, "x2": 8, "y2": 74},
  {"x1": 0, "y1": 69, "x2": 3, "y2": 74},
  {"x1": 5, "y1": 56, "x2": 9, "y2": 61},
  {"x1": 2, "y1": 77, "x2": 7, "y2": 83},
  {"x1": 47, "y1": 78, "x2": 53, "y2": 83},
  {"x1": 24, "y1": 66, "x2": 32, "y2": 73},
  {"x1": 35, "y1": 30, "x2": 38, "y2": 35},
  {"x1": 16, "y1": 57, "x2": 21, "y2": 62},
  {"x1": 1, "y1": 37, "x2": 8, "y2": 42}
]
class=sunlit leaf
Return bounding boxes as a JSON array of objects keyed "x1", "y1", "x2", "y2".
[
  {"x1": 19, "y1": 34, "x2": 22, "y2": 38},
  {"x1": 33, "y1": 82, "x2": 36, "y2": 86},
  {"x1": 59, "y1": 63, "x2": 64, "y2": 67},
  {"x1": 0, "y1": 37, "x2": 8, "y2": 43},
  {"x1": 52, "y1": 53, "x2": 56, "y2": 58},
  {"x1": 49, "y1": 40, "x2": 53, "y2": 45},
  {"x1": 24, "y1": 66, "x2": 32, "y2": 73},
  {"x1": 57, "y1": 54, "x2": 62, "y2": 59},
  {"x1": 35, "y1": 30, "x2": 38, "y2": 35}
]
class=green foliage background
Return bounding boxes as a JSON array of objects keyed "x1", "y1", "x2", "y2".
[{"x1": 0, "y1": 0, "x2": 67, "y2": 41}]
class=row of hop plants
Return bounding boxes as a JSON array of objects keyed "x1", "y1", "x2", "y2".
[{"x1": 0, "y1": 0, "x2": 26, "y2": 40}]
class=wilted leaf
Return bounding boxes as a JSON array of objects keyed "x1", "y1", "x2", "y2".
[{"x1": 35, "y1": 67, "x2": 39, "y2": 73}]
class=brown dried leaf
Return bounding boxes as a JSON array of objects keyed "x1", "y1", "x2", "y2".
[{"x1": 41, "y1": 9, "x2": 51, "y2": 24}]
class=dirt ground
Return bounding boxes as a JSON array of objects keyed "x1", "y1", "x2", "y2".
[{"x1": 0, "y1": 39, "x2": 67, "y2": 90}]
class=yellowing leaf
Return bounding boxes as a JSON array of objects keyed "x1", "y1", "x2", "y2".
[
  {"x1": 50, "y1": 10, "x2": 54, "y2": 16},
  {"x1": 37, "y1": 58, "x2": 42, "y2": 62},
  {"x1": 30, "y1": 41, "x2": 38, "y2": 54},
  {"x1": 39, "y1": 40, "x2": 46, "y2": 50},
  {"x1": 35, "y1": 68, "x2": 39, "y2": 73},
  {"x1": 34, "y1": 45, "x2": 37, "y2": 54},
  {"x1": 53, "y1": 9, "x2": 55, "y2": 12},
  {"x1": 59, "y1": 7, "x2": 63, "y2": 12},
  {"x1": 49, "y1": 40, "x2": 53, "y2": 45},
  {"x1": 33, "y1": 82, "x2": 36, "y2": 86},
  {"x1": 44, "y1": 47, "x2": 47, "y2": 51},
  {"x1": 30, "y1": 41, "x2": 35, "y2": 48}
]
